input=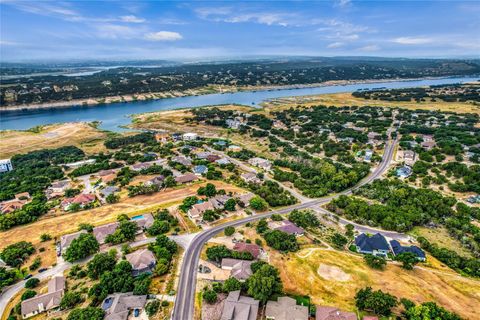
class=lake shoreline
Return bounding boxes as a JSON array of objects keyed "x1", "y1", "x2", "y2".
[{"x1": 0, "y1": 76, "x2": 468, "y2": 113}]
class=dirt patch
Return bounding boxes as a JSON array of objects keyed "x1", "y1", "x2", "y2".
[{"x1": 317, "y1": 263, "x2": 351, "y2": 282}]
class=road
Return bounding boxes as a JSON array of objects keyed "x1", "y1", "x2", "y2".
[{"x1": 172, "y1": 137, "x2": 398, "y2": 320}]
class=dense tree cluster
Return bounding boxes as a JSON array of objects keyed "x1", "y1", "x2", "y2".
[
  {"x1": 263, "y1": 230, "x2": 299, "y2": 252},
  {"x1": 148, "y1": 235, "x2": 178, "y2": 276},
  {"x1": 64, "y1": 233, "x2": 99, "y2": 262},
  {"x1": 247, "y1": 180, "x2": 297, "y2": 207},
  {"x1": 355, "y1": 287, "x2": 398, "y2": 316},
  {"x1": 288, "y1": 209, "x2": 320, "y2": 229},
  {"x1": 0, "y1": 241, "x2": 35, "y2": 268},
  {"x1": 104, "y1": 132, "x2": 156, "y2": 149},
  {"x1": 205, "y1": 245, "x2": 254, "y2": 263}
]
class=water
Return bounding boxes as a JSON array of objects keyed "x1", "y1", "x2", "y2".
[{"x1": 1, "y1": 76, "x2": 477, "y2": 132}]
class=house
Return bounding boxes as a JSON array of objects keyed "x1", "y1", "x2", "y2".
[
  {"x1": 133, "y1": 213, "x2": 155, "y2": 230},
  {"x1": 183, "y1": 132, "x2": 198, "y2": 141},
  {"x1": 269, "y1": 220, "x2": 304, "y2": 236},
  {"x1": 193, "y1": 165, "x2": 209, "y2": 176},
  {"x1": 175, "y1": 173, "x2": 198, "y2": 184},
  {"x1": 265, "y1": 296, "x2": 309, "y2": 320},
  {"x1": 21, "y1": 276, "x2": 65, "y2": 319},
  {"x1": 196, "y1": 152, "x2": 213, "y2": 159},
  {"x1": 61, "y1": 193, "x2": 96, "y2": 211},
  {"x1": 421, "y1": 141, "x2": 436, "y2": 150},
  {"x1": 0, "y1": 198, "x2": 28, "y2": 214},
  {"x1": 100, "y1": 172, "x2": 117, "y2": 184},
  {"x1": 403, "y1": 150, "x2": 416, "y2": 166},
  {"x1": 100, "y1": 186, "x2": 119, "y2": 201},
  {"x1": 355, "y1": 233, "x2": 390, "y2": 257},
  {"x1": 315, "y1": 306, "x2": 356, "y2": 320},
  {"x1": 241, "y1": 172, "x2": 261, "y2": 184},
  {"x1": 221, "y1": 258, "x2": 253, "y2": 281},
  {"x1": 188, "y1": 201, "x2": 215, "y2": 220},
  {"x1": 236, "y1": 193, "x2": 255, "y2": 206},
  {"x1": 228, "y1": 145, "x2": 242, "y2": 152},
  {"x1": 364, "y1": 149, "x2": 373, "y2": 162},
  {"x1": 210, "y1": 194, "x2": 232, "y2": 210},
  {"x1": 248, "y1": 157, "x2": 271, "y2": 171},
  {"x1": 396, "y1": 165, "x2": 412, "y2": 178},
  {"x1": 220, "y1": 290, "x2": 259, "y2": 320},
  {"x1": 233, "y1": 242, "x2": 261, "y2": 259},
  {"x1": 0, "y1": 159, "x2": 13, "y2": 173},
  {"x1": 214, "y1": 140, "x2": 228, "y2": 147},
  {"x1": 60, "y1": 230, "x2": 87, "y2": 252},
  {"x1": 466, "y1": 195, "x2": 480, "y2": 204},
  {"x1": 46, "y1": 180, "x2": 70, "y2": 199},
  {"x1": 155, "y1": 132, "x2": 171, "y2": 143},
  {"x1": 145, "y1": 175, "x2": 164, "y2": 186},
  {"x1": 207, "y1": 154, "x2": 221, "y2": 162},
  {"x1": 226, "y1": 118, "x2": 243, "y2": 129},
  {"x1": 215, "y1": 158, "x2": 231, "y2": 166},
  {"x1": 93, "y1": 222, "x2": 119, "y2": 244},
  {"x1": 101, "y1": 293, "x2": 147, "y2": 320},
  {"x1": 125, "y1": 249, "x2": 156, "y2": 276},
  {"x1": 367, "y1": 132, "x2": 381, "y2": 145},
  {"x1": 63, "y1": 159, "x2": 96, "y2": 169},
  {"x1": 132, "y1": 162, "x2": 152, "y2": 172},
  {"x1": 390, "y1": 240, "x2": 426, "y2": 261},
  {"x1": 172, "y1": 155, "x2": 192, "y2": 166}
]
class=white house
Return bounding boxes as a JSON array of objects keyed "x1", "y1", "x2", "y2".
[
  {"x1": 183, "y1": 132, "x2": 198, "y2": 141},
  {"x1": 0, "y1": 159, "x2": 13, "y2": 173}
]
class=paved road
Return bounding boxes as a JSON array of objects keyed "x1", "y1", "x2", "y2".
[{"x1": 172, "y1": 138, "x2": 398, "y2": 320}]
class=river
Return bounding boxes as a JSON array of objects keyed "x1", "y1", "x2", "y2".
[{"x1": 0, "y1": 76, "x2": 477, "y2": 132}]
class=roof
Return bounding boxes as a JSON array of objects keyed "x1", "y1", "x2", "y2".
[
  {"x1": 93, "y1": 222, "x2": 119, "y2": 244},
  {"x1": 233, "y1": 242, "x2": 261, "y2": 259},
  {"x1": 172, "y1": 156, "x2": 192, "y2": 166},
  {"x1": 125, "y1": 249, "x2": 156, "y2": 271},
  {"x1": 237, "y1": 192, "x2": 255, "y2": 205},
  {"x1": 207, "y1": 154, "x2": 221, "y2": 162},
  {"x1": 132, "y1": 162, "x2": 152, "y2": 170},
  {"x1": 50, "y1": 180, "x2": 70, "y2": 189},
  {"x1": 98, "y1": 169, "x2": 116, "y2": 176},
  {"x1": 103, "y1": 293, "x2": 147, "y2": 320},
  {"x1": 221, "y1": 290, "x2": 259, "y2": 320},
  {"x1": 60, "y1": 230, "x2": 87, "y2": 249},
  {"x1": 194, "y1": 165, "x2": 208, "y2": 174},
  {"x1": 101, "y1": 186, "x2": 119, "y2": 197},
  {"x1": 15, "y1": 192, "x2": 30, "y2": 199},
  {"x1": 265, "y1": 296, "x2": 309, "y2": 320},
  {"x1": 133, "y1": 213, "x2": 155, "y2": 229},
  {"x1": 0, "y1": 199, "x2": 25, "y2": 214},
  {"x1": 315, "y1": 306, "x2": 356, "y2": 320},
  {"x1": 175, "y1": 173, "x2": 198, "y2": 183},
  {"x1": 48, "y1": 275, "x2": 66, "y2": 292},
  {"x1": 355, "y1": 233, "x2": 390, "y2": 252},
  {"x1": 390, "y1": 240, "x2": 425, "y2": 259},
  {"x1": 189, "y1": 201, "x2": 215, "y2": 218},
  {"x1": 216, "y1": 158, "x2": 231, "y2": 165},
  {"x1": 221, "y1": 259, "x2": 253, "y2": 280},
  {"x1": 62, "y1": 193, "x2": 95, "y2": 206},
  {"x1": 276, "y1": 221, "x2": 304, "y2": 235},
  {"x1": 21, "y1": 276, "x2": 65, "y2": 316}
]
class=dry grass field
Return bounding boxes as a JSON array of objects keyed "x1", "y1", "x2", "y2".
[
  {"x1": 410, "y1": 226, "x2": 474, "y2": 258},
  {"x1": 262, "y1": 92, "x2": 480, "y2": 114},
  {"x1": 0, "y1": 122, "x2": 109, "y2": 158},
  {"x1": 271, "y1": 248, "x2": 480, "y2": 319},
  {"x1": 0, "y1": 180, "x2": 246, "y2": 249}
]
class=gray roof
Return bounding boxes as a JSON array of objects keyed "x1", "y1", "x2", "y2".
[
  {"x1": 276, "y1": 221, "x2": 304, "y2": 235},
  {"x1": 221, "y1": 290, "x2": 259, "y2": 320},
  {"x1": 125, "y1": 249, "x2": 156, "y2": 271},
  {"x1": 265, "y1": 296, "x2": 309, "y2": 320},
  {"x1": 93, "y1": 222, "x2": 119, "y2": 244},
  {"x1": 355, "y1": 233, "x2": 390, "y2": 252},
  {"x1": 103, "y1": 293, "x2": 147, "y2": 320},
  {"x1": 133, "y1": 213, "x2": 155, "y2": 229},
  {"x1": 21, "y1": 276, "x2": 65, "y2": 317},
  {"x1": 221, "y1": 259, "x2": 253, "y2": 280},
  {"x1": 315, "y1": 306, "x2": 356, "y2": 320},
  {"x1": 60, "y1": 230, "x2": 87, "y2": 250}
]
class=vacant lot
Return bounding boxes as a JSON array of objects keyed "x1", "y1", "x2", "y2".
[
  {"x1": 263, "y1": 92, "x2": 480, "y2": 114},
  {"x1": 271, "y1": 248, "x2": 479, "y2": 319},
  {"x1": 0, "y1": 122, "x2": 109, "y2": 158},
  {"x1": 0, "y1": 181, "x2": 246, "y2": 249},
  {"x1": 410, "y1": 226, "x2": 474, "y2": 258}
]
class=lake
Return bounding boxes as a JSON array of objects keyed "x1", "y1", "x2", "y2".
[{"x1": 0, "y1": 76, "x2": 477, "y2": 132}]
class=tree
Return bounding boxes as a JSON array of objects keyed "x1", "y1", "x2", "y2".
[
  {"x1": 64, "y1": 233, "x2": 99, "y2": 262},
  {"x1": 40, "y1": 233, "x2": 52, "y2": 242},
  {"x1": 288, "y1": 209, "x2": 320, "y2": 228},
  {"x1": 105, "y1": 220, "x2": 138, "y2": 244},
  {"x1": 355, "y1": 287, "x2": 398, "y2": 316},
  {"x1": 0, "y1": 267, "x2": 18, "y2": 290},
  {"x1": 67, "y1": 307, "x2": 104, "y2": 320},
  {"x1": 203, "y1": 289, "x2": 217, "y2": 303},
  {"x1": 396, "y1": 252, "x2": 419, "y2": 270},
  {"x1": 345, "y1": 224, "x2": 355, "y2": 238},
  {"x1": 197, "y1": 183, "x2": 217, "y2": 197},
  {"x1": 87, "y1": 252, "x2": 117, "y2": 279},
  {"x1": 405, "y1": 302, "x2": 461, "y2": 320},
  {"x1": 224, "y1": 198, "x2": 236, "y2": 211},
  {"x1": 250, "y1": 196, "x2": 267, "y2": 211},
  {"x1": 364, "y1": 254, "x2": 386, "y2": 270},
  {"x1": 106, "y1": 193, "x2": 120, "y2": 204},
  {"x1": 256, "y1": 219, "x2": 268, "y2": 234},
  {"x1": 60, "y1": 291, "x2": 84, "y2": 309},
  {"x1": 330, "y1": 233, "x2": 348, "y2": 249},
  {"x1": 223, "y1": 277, "x2": 242, "y2": 292},
  {"x1": 263, "y1": 230, "x2": 299, "y2": 252},
  {"x1": 224, "y1": 226, "x2": 235, "y2": 237},
  {"x1": 147, "y1": 220, "x2": 170, "y2": 236},
  {"x1": 247, "y1": 264, "x2": 283, "y2": 303},
  {"x1": 206, "y1": 245, "x2": 233, "y2": 263},
  {"x1": 24, "y1": 278, "x2": 40, "y2": 289},
  {"x1": 0, "y1": 241, "x2": 35, "y2": 268},
  {"x1": 145, "y1": 300, "x2": 161, "y2": 317},
  {"x1": 133, "y1": 273, "x2": 151, "y2": 295},
  {"x1": 179, "y1": 196, "x2": 199, "y2": 212},
  {"x1": 21, "y1": 289, "x2": 37, "y2": 301},
  {"x1": 78, "y1": 223, "x2": 93, "y2": 232}
]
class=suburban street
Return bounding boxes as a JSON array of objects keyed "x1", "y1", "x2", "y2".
[{"x1": 172, "y1": 137, "x2": 398, "y2": 320}]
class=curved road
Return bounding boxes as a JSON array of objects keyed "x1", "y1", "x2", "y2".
[{"x1": 172, "y1": 137, "x2": 398, "y2": 320}]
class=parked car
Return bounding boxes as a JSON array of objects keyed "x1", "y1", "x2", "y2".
[
  {"x1": 38, "y1": 268, "x2": 48, "y2": 273},
  {"x1": 24, "y1": 274, "x2": 33, "y2": 280}
]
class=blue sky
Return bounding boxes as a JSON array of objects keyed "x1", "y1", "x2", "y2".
[{"x1": 1, "y1": 0, "x2": 479, "y2": 61}]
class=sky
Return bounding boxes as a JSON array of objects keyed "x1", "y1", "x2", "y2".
[{"x1": 1, "y1": 0, "x2": 479, "y2": 62}]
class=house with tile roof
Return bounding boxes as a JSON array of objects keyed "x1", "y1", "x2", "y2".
[{"x1": 61, "y1": 193, "x2": 96, "y2": 211}]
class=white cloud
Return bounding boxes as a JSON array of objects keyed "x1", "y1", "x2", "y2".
[
  {"x1": 392, "y1": 37, "x2": 433, "y2": 45},
  {"x1": 327, "y1": 42, "x2": 344, "y2": 49},
  {"x1": 334, "y1": 0, "x2": 352, "y2": 8},
  {"x1": 358, "y1": 45, "x2": 380, "y2": 51},
  {"x1": 145, "y1": 31, "x2": 183, "y2": 41},
  {"x1": 120, "y1": 15, "x2": 145, "y2": 23},
  {"x1": 195, "y1": 7, "x2": 294, "y2": 26},
  {"x1": 95, "y1": 24, "x2": 139, "y2": 39}
]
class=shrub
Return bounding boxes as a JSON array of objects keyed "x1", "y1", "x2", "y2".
[
  {"x1": 24, "y1": 278, "x2": 40, "y2": 289},
  {"x1": 224, "y1": 226, "x2": 235, "y2": 236}
]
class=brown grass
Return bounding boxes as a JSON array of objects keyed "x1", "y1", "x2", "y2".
[
  {"x1": 262, "y1": 92, "x2": 480, "y2": 114},
  {"x1": 0, "y1": 122, "x2": 108, "y2": 158},
  {"x1": 0, "y1": 181, "x2": 246, "y2": 249},
  {"x1": 410, "y1": 226, "x2": 474, "y2": 258},
  {"x1": 273, "y1": 248, "x2": 480, "y2": 319}
]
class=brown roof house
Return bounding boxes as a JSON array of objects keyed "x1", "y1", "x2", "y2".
[
  {"x1": 101, "y1": 292, "x2": 147, "y2": 320},
  {"x1": 221, "y1": 259, "x2": 253, "y2": 281},
  {"x1": 125, "y1": 249, "x2": 156, "y2": 276},
  {"x1": 240, "y1": 172, "x2": 261, "y2": 185},
  {"x1": 175, "y1": 173, "x2": 198, "y2": 184},
  {"x1": 315, "y1": 306, "x2": 357, "y2": 320},
  {"x1": 0, "y1": 192, "x2": 31, "y2": 214},
  {"x1": 61, "y1": 193, "x2": 96, "y2": 211},
  {"x1": 188, "y1": 201, "x2": 215, "y2": 220},
  {"x1": 46, "y1": 180, "x2": 70, "y2": 199},
  {"x1": 220, "y1": 290, "x2": 259, "y2": 320},
  {"x1": 133, "y1": 213, "x2": 155, "y2": 231},
  {"x1": 93, "y1": 222, "x2": 119, "y2": 244},
  {"x1": 233, "y1": 243, "x2": 261, "y2": 259},
  {"x1": 21, "y1": 276, "x2": 65, "y2": 319},
  {"x1": 265, "y1": 296, "x2": 309, "y2": 320}
]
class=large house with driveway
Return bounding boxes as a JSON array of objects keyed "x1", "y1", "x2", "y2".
[
  {"x1": 220, "y1": 290, "x2": 259, "y2": 320},
  {"x1": 355, "y1": 233, "x2": 390, "y2": 257},
  {"x1": 21, "y1": 276, "x2": 65, "y2": 319},
  {"x1": 126, "y1": 249, "x2": 157, "y2": 276}
]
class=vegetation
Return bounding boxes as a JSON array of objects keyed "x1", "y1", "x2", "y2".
[
  {"x1": 364, "y1": 254, "x2": 387, "y2": 270},
  {"x1": 248, "y1": 180, "x2": 297, "y2": 207},
  {"x1": 246, "y1": 264, "x2": 283, "y2": 303},
  {"x1": 263, "y1": 230, "x2": 299, "y2": 252},
  {"x1": 224, "y1": 226, "x2": 235, "y2": 236},
  {"x1": 355, "y1": 287, "x2": 398, "y2": 316},
  {"x1": 148, "y1": 235, "x2": 178, "y2": 276},
  {"x1": 396, "y1": 252, "x2": 419, "y2": 270},
  {"x1": 64, "y1": 233, "x2": 99, "y2": 262},
  {"x1": 205, "y1": 245, "x2": 254, "y2": 263},
  {"x1": 24, "y1": 277, "x2": 40, "y2": 289},
  {"x1": 288, "y1": 209, "x2": 320, "y2": 229},
  {"x1": 0, "y1": 241, "x2": 35, "y2": 268},
  {"x1": 87, "y1": 251, "x2": 117, "y2": 279},
  {"x1": 67, "y1": 307, "x2": 104, "y2": 320}
]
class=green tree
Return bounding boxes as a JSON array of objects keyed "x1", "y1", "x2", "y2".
[
  {"x1": 64, "y1": 233, "x2": 99, "y2": 262},
  {"x1": 203, "y1": 289, "x2": 217, "y2": 304},
  {"x1": 330, "y1": 233, "x2": 348, "y2": 249},
  {"x1": 87, "y1": 252, "x2": 117, "y2": 279},
  {"x1": 355, "y1": 287, "x2": 398, "y2": 316},
  {"x1": 256, "y1": 219, "x2": 268, "y2": 234},
  {"x1": 246, "y1": 264, "x2": 283, "y2": 303},
  {"x1": 250, "y1": 196, "x2": 267, "y2": 211},
  {"x1": 106, "y1": 193, "x2": 120, "y2": 204},
  {"x1": 179, "y1": 196, "x2": 199, "y2": 212},
  {"x1": 224, "y1": 198, "x2": 237, "y2": 211},
  {"x1": 224, "y1": 226, "x2": 235, "y2": 237},
  {"x1": 197, "y1": 183, "x2": 217, "y2": 197},
  {"x1": 147, "y1": 220, "x2": 170, "y2": 236},
  {"x1": 78, "y1": 223, "x2": 93, "y2": 232},
  {"x1": 288, "y1": 209, "x2": 320, "y2": 228},
  {"x1": 21, "y1": 289, "x2": 37, "y2": 301},
  {"x1": 145, "y1": 300, "x2": 161, "y2": 317},
  {"x1": 223, "y1": 277, "x2": 242, "y2": 292},
  {"x1": 60, "y1": 291, "x2": 84, "y2": 309},
  {"x1": 24, "y1": 278, "x2": 40, "y2": 289},
  {"x1": 40, "y1": 233, "x2": 52, "y2": 242},
  {"x1": 0, "y1": 241, "x2": 35, "y2": 268},
  {"x1": 405, "y1": 302, "x2": 461, "y2": 320},
  {"x1": 396, "y1": 252, "x2": 419, "y2": 270},
  {"x1": 263, "y1": 230, "x2": 299, "y2": 252},
  {"x1": 364, "y1": 254, "x2": 386, "y2": 270},
  {"x1": 67, "y1": 307, "x2": 104, "y2": 320}
]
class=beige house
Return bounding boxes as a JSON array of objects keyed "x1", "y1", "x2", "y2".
[
  {"x1": 315, "y1": 306, "x2": 357, "y2": 320},
  {"x1": 221, "y1": 290, "x2": 259, "y2": 320},
  {"x1": 265, "y1": 296, "x2": 308, "y2": 320},
  {"x1": 93, "y1": 222, "x2": 119, "y2": 244},
  {"x1": 125, "y1": 249, "x2": 156, "y2": 276},
  {"x1": 221, "y1": 259, "x2": 253, "y2": 281},
  {"x1": 102, "y1": 292, "x2": 147, "y2": 320},
  {"x1": 21, "y1": 276, "x2": 65, "y2": 319}
]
